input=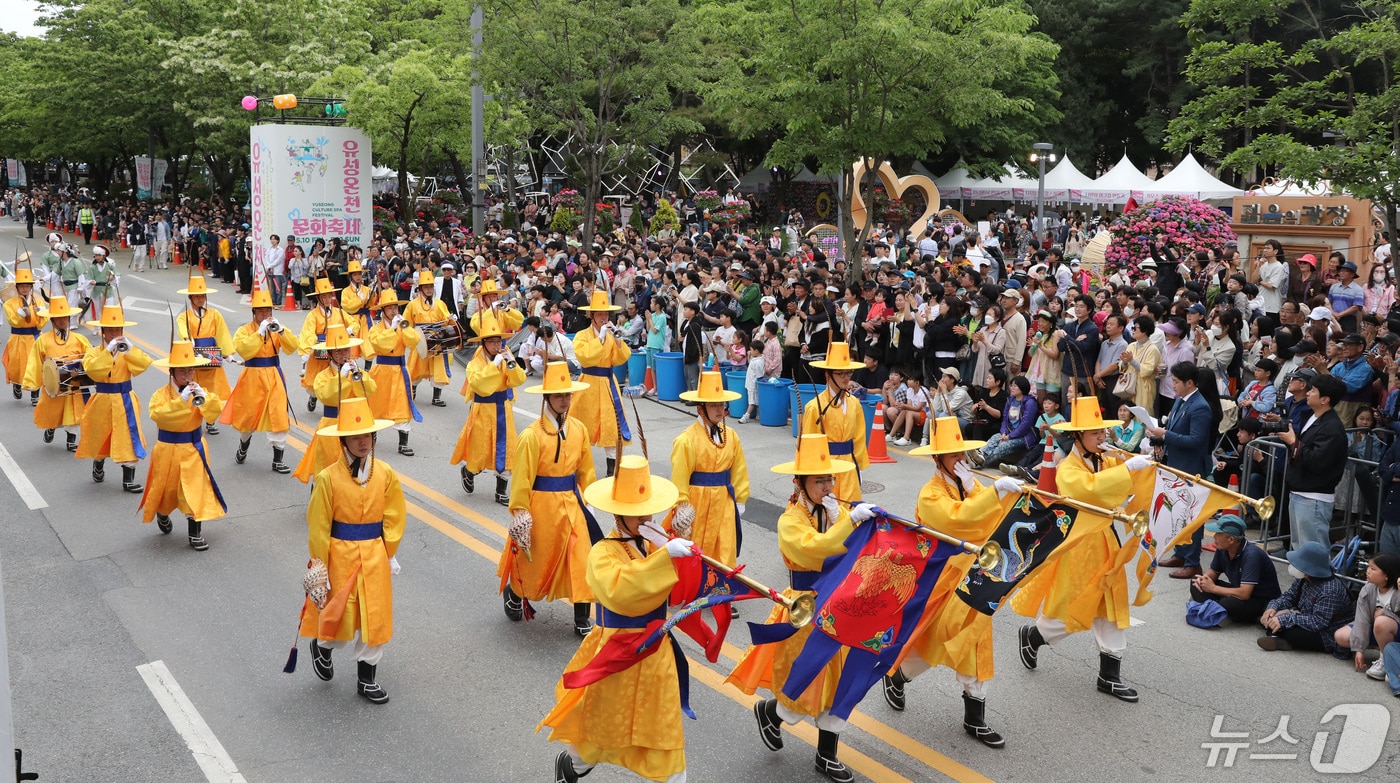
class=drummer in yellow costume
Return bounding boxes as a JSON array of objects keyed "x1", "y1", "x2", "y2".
[
  {"x1": 500, "y1": 362, "x2": 598, "y2": 636},
  {"x1": 25, "y1": 291, "x2": 89, "y2": 451},
  {"x1": 219, "y1": 286, "x2": 299, "y2": 474},
  {"x1": 671, "y1": 371, "x2": 750, "y2": 570},
  {"x1": 298, "y1": 398, "x2": 406, "y2": 705},
  {"x1": 365, "y1": 289, "x2": 423, "y2": 456},
  {"x1": 293, "y1": 323, "x2": 377, "y2": 483},
  {"x1": 541, "y1": 455, "x2": 696, "y2": 783},
  {"x1": 404, "y1": 269, "x2": 452, "y2": 408},
  {"x1": 339, "y1": 259, "x2": 376, "y2": 366},
  {"x1": 881, "y1": 417, "x2": 1022, "y2": 749},
  {"x1": 299, "y1": 275, "x2": 358, "y2": 414},
  {"x1": 450, "y1": 315, "x2": 526, "y2": 505},
  {"x1": 801, "y1": 342, "x2": 869, "y2": 503},
  {"x1": 468, "y1": 278, "x2": 524, "y2": 339},
  {"x1": 176, "y1": 270, "x2": 234, "y2": 435},
  {"x1": 573, "y1": 289, "x2": 631, "y2": 476},
  {"x1": 1012, "y1": 397, "x2": 1153, "y2": 702},
  {"x1": 139, "y1": 340, "x2": 226, "y2": 551},
  {"x1": 4, "y1": 262, "x2": 49, "y2": 405},
  {"x1": 76, "y1": 303, "x2": 151, "y2": 492},
  {"x1": 727, "y1": 434, "x2": 875, "y2": 783}
]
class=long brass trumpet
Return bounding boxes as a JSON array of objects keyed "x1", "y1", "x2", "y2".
[
  {"x1": 836, "y1": 499, "x2": 1003, "y2": 571},
  {"x1": 971, "y1": 470, "x2": 1150, "y2": 537},
  {"x1": 1104, "y1": 447, "x2": 1276, "y2": 520},
  {"x1": 692, "y1": 549, "x2": 815, "y2": 628}
]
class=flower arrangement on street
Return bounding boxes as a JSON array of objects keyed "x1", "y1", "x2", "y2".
[
  {"x1": 694, "y1": 189, "x2": 722, "y2": 211},
  {"x1": 1105, "y1": 195, "x2": 1236, "y2": 271}
]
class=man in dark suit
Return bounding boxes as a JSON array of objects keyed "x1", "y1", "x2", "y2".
[{"x1": 1146, "y1": 361, "x2": 1216, "y2": 578}]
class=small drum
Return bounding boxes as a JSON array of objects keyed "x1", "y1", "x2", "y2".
[
  {"x1": 415, "y1": 321, "x2": 464, "y2": 359},
  {"x1": 41, "y1": 358, "x2": 93, "y2": 397},
  {"x1": 193, "y1": 345, "x2": 224, "y2": 367},
  {"x1": 0, "y1": 282, "x2": 16, "y2": 304}
]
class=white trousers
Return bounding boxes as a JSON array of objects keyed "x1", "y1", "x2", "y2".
[
  {"x1": 393, "y1": 422, "x2": 411, "y2": 433},
  {"x1": 899, "y1": 657, "x2": 989, "y2": 699},
  {"x1": 566, "y1": 746, "x2": 685, "y2": 783},
  {"x1": 237, "y1": 429, "x2": 288, "y2": 445},
  {"x1": 1035, "y1": 615, "x2": 1126, "y2": 655},
  {"x1": 131, "y1": 244, "x2": 146, "y2": 271},
  {"x1": 319, "y1": 632, "x2": 384, "y2": 665},
  {"x1": 775, "y1": 702, "x2": 849, "y2": 733}
]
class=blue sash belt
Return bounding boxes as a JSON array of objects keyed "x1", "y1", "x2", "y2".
[
  {"x1": 596, "y1": 603, "x2": 693, "y2": 719},
  {"x1": 690, "y1": 469, "x2": 742, "y2": 556},
  {"x1": 372, "y1": 354, "x2": 423, "y2": 422},
  {"x1": 476, "y1": 388, "x2": 515, "y2": 473},
  {"x1": 790, "y1": 570, "x2": 819, "y2": 592},
  {"x1": 533, "y1": 474, "x2": 603, "y2": 544},
  {"x1": 243, "y1": 354, "x2": 289, "y2": 401},
  {"x1": 321, "y1": 405, "x2": 338, "y2": 419},
  {"x1": 330, "y1": 520, "x2": 384, "y2": 541},
  {"x1": 10, "y1": 327, "x2": 37, "y2": 336},
  {"x1": 193, "y1": 337, "x2": 217, "y2": 347},
  {"x1": 94, "y1": 380, "x2": 147, "y2": 460},
  {"x1": 581, "y1": 366, "x2": 632, "y2": 442},
  {"x1": 156, "y1": 428, "x2": 227, "y2": 512},
  {"x1": 826, "y1": 438, "x2": 861, "y2": 487}
]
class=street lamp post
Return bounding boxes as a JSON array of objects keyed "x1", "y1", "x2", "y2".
[{"x1": 1031, "y1": 142, "x2": 1054, "y2": 240}]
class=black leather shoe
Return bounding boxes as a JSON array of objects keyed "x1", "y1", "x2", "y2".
[
  {"x1": 307, "y1": 396, "x2": 317, "y2": 412},
  {"x1": 310, "y1": 640, "x2": 333, "y2": 681},
  {"x1": 235, "y1": 439, "x2": 250, "y2": 464},
  {"x1": 1095, "y1": 652, "x2": 1139, "y2": 702},
  {"x1": 1019, "y1": 624, "x2": 1043, "y2": 670},
  {"x1": 755, "y1": 698, "x2": 783, "y2": 750},
  {"x1": 461, "y1": 465, "x2": 474, "y2": 494},
  {"x1": 92, "y1": 459, "x2": 105, "y2": 483},
  {"x1": 156, "y1": 514, "x2": 173, "y2": 534},
  {"x1": 503, "y1": 586, "x2": 524, "y2": 621},
  {"x1": 42, "y1": 429, "x2": 54, "y2": 443},
  {"x1": 883, "y1": 669, "x2": 907, "y2": 711},
  {"x1": 357, "y1": 661, "x2": 388, "y2": 704}
]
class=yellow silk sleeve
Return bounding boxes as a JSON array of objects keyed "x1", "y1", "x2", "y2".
[
  {"x1": 381, "y1": 464, "x2": 407, "y2": 558},
  {"x1": 586, "y1": 542, "x2": 679, "y2": 616},
  {"x1": 778, "y1": 507, "x2": 853, "y2": 571}
]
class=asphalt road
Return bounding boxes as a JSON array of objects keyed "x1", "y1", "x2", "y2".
[{"x1": 0, "y1": 220, "x2": 1396, "y2": 783}]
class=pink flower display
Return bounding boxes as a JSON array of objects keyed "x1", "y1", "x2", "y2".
[{"x1": 1104, "y1": 195, "x2": 1236, "y2": 273}]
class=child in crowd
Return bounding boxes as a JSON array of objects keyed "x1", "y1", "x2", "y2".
[{"x1": 738, "y1": 340, "x2": 766, "y2": 424}]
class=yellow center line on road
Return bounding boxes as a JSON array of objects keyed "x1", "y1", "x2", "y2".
[{"x1": 124, "y1": 332, "x2": 990, "y2": 783}]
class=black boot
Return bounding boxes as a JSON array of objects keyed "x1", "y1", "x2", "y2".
[
  {"x1": 605, "y1": 457, "x2": 616, "y2": 477},
  {"x1": 815, "y1": 729, "x2": 853, "y2": 783},
  {"x1": 42, "y1": 428, "x2": 54, "y2": 443},
  {"x1": 754, "y1": 697, "x2": 783, "y2": 750},
  {"x1": 962, "y1": 692, "x2": 1006, "y2": 748},
  {"x1": 1096, "y1": 652, "x2": 1139, "y2": 702},
  {"x1": 205, "y1": 422, "x2": 219, "y2": 435},
  {"x1": 307, "y1": 395, "x2": 317, "y2": 412},
  {"x1": 235, "y1": 437, "x2": 250, "y2": 464},
  {"x1": 1019, "y1": 624, "x2": 1045, "y2": 670},
  {"x1": 573, "y1": 602, "x2": 594, "y2": 637},
  {"x1": 271, "y1": 445, "x2": 290, "y2": 474},
  {"x1": 503, "y1": 585, "x2": 523, "y2": 621},
  {"x1": 156, "y1": 514, "x2": 173, "y2": 534},
  {"x1": 11, "y1": 383, "x2": 20, "y2": 400},
  {"x1": 357, "y1": 660, "x2": 388, "y2": 704},
  {"x1": 397, "y1": 430, "x2": 413, "y2": 456},
  {"x1": 187, "y1": 518, "x2": 207, "y2": 551},
  {"x1": 30, "y1": 389, "x2": 38, "y2": 407},
  {"x1": 92, "y1": 459, "x2": 105, "y2": 483},
  {"x1": 461, "y1": 465, "x2": 474, "y2": 494},
  {"x1": 431, "y1": 387, "x2": 445, "y2": 407},
  {"x1": 122, "y1": 465, "x2": 142, "y2": 493},
  {"x1": 66, "y1": 432, "x2": 77, "y2": 452},
  {"x1": 495, "y1": 475, "x2": 509, "y2": 506},
  {"x1": 553, "y1": 750, "x2": 585, "y2": 783},
  {"x1": 882, "y1": 667, "x2": 908, "y2": 711},
  {"x1": 310, "y1": 639, "x2": 333, "y2": 681}
]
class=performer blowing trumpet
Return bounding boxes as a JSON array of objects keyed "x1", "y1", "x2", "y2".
[
  {"x1": 450, "y1": 317, "x2": 526, "y2": 504},
  {"x1": 75, "y1": 303, "x2": 150, "y2": 492}
]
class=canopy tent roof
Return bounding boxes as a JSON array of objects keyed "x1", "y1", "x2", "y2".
[
  {"x1": 934, "y1": 166, "x2": 979, "y2": 199},
  {"x1": 1043, "y1": 157, "x2": 1097, "y2": 200},
  {"x1": 1137, "y1": 153, "x2": 1245, "y2": 200},
  {"x1": 1073, "y1": 153, "x2": 1158, "y2": 204},
  {"x1": 966, "y1": 164, "x2": 1038, "y2": 200}
]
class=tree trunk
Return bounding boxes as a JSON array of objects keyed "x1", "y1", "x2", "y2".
[
  {"x1": 581, "y1": 153, "x2": 599, "y2": 250},
  {"x1": 445, "y1": 149, "x2": 469, "y2": 200},
  {"x1": 503, "y1": 146, "x2": 518, "y2": 211}
]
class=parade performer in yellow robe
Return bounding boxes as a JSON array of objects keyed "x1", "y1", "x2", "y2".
[
  {"x1": 5, "y1": 263, "x2": 49, "y2": 405},
  {"x1": 75, "y1": 303, "x2": 151, "y2": 492},
  {"x1": 298, "y1": 397, "x2": 406, "y2": 705},
  {"x1": 299, "y1": 275, "x2": 356, "y2": 413},
  {"x1": 541, "y1": 455, "x2": 696, "y2": 783},
  {"x1": 726, "y1": 434, "x2": 875, "y2": 783},
  {"x1": 140, "y1": 340, "x2": 226, "y2": 551},
  {"x1": 404, "y1": 270, "x2": 452, "y2": 407},
  {"x1": 468, "y1": 278, "x2": 524, "y2": 340},
  {"x1": 339, "y1": 259, "x2": 376, "y2": 364},
  {"x1": 218, "y1": 286, "x2": 299, "y2": 474},
  {"x1": 176, "y1": 270, "x2": 234, "y2": 434},
  {"x1": 801, "y1": 342, "x2": 869, "y2": 503},
  {"x1": 500, "y1": 361, "x2": 598, "y2": 636},
  {"x1": 881, "y1": 416, "x2": 1021, "y2": 748},
  {"x1": 573, "y1": 289, "x2": 631, "y2": 475},
  {"x1": 365, "y1": 289, "x2": 423, "y2": 456},
  {"x1": 671, "y1": 371, "x2": 750, "y2": 569},
  {"x1": 450, "y1": 316, "x2": 525, "y2": 504},
  {"x1": 1012, "y1": 397, "x2": 1153, "y2": 702},
  {"x1": 24, "y1": 293, "x2": 89, "y2": 451},
  {"x1": 293, "y1": 323, "x2": 377, "y2": 483}
]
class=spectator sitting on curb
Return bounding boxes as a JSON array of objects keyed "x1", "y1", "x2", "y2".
[
  {"x1": 1335, "y1": 553, "x2": 1400, "y2": 680},
  {"x1": 1187, "y1": 512, "x2": 1282, "y2": 627},
  {"x1": 1257, "y1": 541, "x2": 1352, "y2": 654}
]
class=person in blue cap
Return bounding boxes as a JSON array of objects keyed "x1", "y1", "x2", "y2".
[
  {"x1": 1188, "y1": 511, "x2": 1281, "y2": 626},
  {"x1": 1257, "y1": 541, "x2": 1351, "y2": 652}
]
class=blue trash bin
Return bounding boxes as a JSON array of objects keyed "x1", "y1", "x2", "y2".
[
  {"x1": 861, "y1": 395, "x2": 881, "y2": 442},
  {"x1": 655, "y1": 352, "x2": 684, "y2": 401},
  {"x1": 724, "y1": 371, "x2": 748, "y2": 419},
  {"x1": 757, "y1": 378, "x2": 793, "y2": 427},
  {"x1": 622, "y1": 350, "x2": 644, "y2": 386},
  {"x1": 789, "y1": 384, "x2": 823, "y2": 437}
]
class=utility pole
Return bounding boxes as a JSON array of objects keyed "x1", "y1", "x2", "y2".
[{"x1": 471, "y1": 5, "x2": 486, "y2": 235}]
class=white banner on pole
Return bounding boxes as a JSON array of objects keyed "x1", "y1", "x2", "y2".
[{"x1": 135, "y1": 156, "x2": 153, "y2": 199}]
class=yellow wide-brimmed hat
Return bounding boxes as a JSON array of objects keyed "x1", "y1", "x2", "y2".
[
  {"x1": 470, "y1": 312, "x2": 515, "y2": 342},
  {"x1": 522, "y1": 361, "x2": 589, "y2": 395},
  {"x1": 810, "y1": 342, "x2": 864, "y2": 371},
  {"x1": 249, "y1": 287, "x2": 275, "y2": 309},
  {"x1": 315, "y1": 397, "x2": 394, "y2": 437},
  {"x1": 910, "y1": 416, "x2": 986, "y2": 456},
  {"x1": 312, "y1": 276, "x2": 339, "y2": 296},
  {"x1": 583, "y1": 455, "x2": 679, "y2": 517},
  {"x1": 153, "y1": 340, "x2": 212, "y2": 369},
  {"x1": 679, "y1": 371, "x2": 741, "y2": 403},
  {"x1": 369, "y1": 289, "x2": 409, "y2": 310},
  {"x1": 177, "y1": 271, "x2": 218, "y2": 296},
  {"x1": 772, "y1": 434, "x2": 859, "y2": 476},
  {"x1": 311, "y1": 322, "x2": 363, "y2": 352},
  {"x1": 86, "y1": 304, "x2": 137, "y2": 329},
  {"x1": 13, "y1": 267, "x2": 35, "y2": 285},
  {"x1": 416, "y1": 270, "x2": 436, "y2": 287},
  {"x1": 44, "y1": 295, "x2": 79, "y2": 319},
  {"x1": 1052, "y1": 397, "x2": 1123, "y2": 432},
  {"x1": 579, "y1": 290, "x2": 620, "y2": 312},
  {"x1": 346, "y1": 259, "x2": 364, "y2": 274},
  {"x1": 478, "y1": 279, "x2": 503, "y2": 298}
]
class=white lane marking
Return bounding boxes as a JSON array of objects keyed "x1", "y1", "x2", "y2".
[
  {"x1": 1129, "y1": 616, "x2": 1146, "y2": 627},
  {"x1": 136, "y1": 660, "x2": 247, "y2": 783},
  {"x1": 0, "y1": 440, "x2": 47, "y2": 510}
]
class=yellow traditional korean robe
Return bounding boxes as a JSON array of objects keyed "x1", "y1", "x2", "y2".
[
  {"x1": 25, "y1": 328, "x2": 90, "y2": 429},
  {"x1": 293, "y1": 366, "x2": 377, "y2": 483},
  {"x1": 298, "y1": 306, "x2": 349, "y2": 393},
  {"x1": 451, "y1": 347, "x2": 527, "y2": 474},
  {"x1": 670, "y1": 419, "x2": 750, "y2": 567},
  {"x1": 75, "y1": 344, "x2": 152, "y2": 462},
  {"x1": 139, "y1": 383, "x2": 226, "y2": 522},
  {"x1": 468, "y1": 304, "x2": 524, "y2": 338},
  {"x1": 340, "y1": 283, "x2": 377, "y2": 359},
  {"x1": 801, "y1": 390, "x2": 869, "y2": 502},
  {"x1": 404, "y1": 296, "x2": 451, "y2": 385},
  {"x1": 219, "y1": 322, "x2": 299, "y2": 433},
  {"x1": 572, "y1": 325, "x2": 631, "y2": 448},
  {"x1": 178, "y1": 307, "x2": 235, "y2": 399},
  {"x1": 4, "y1": 295, "x2": 48, "y2": 387},
  {"x1": 366, "y1": 319, "x2": 422, "y2": 423}
]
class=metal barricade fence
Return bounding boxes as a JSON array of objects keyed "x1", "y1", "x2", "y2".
[{"x1": 1239, "y1": 436, "x2": 1291, "y2": 546}]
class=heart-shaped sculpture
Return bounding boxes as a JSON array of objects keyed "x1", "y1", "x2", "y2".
[{"x1": 848, "y1": 160, "x2": 942, "y2": 242}]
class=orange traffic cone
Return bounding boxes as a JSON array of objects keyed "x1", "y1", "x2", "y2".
[
  {"x1": 643, "y1": 365, "x2": 656, "y2": 394},
  {"x1": 867, "y1": 401, "x2": 897, "y2": 464},
  {"x1": 173, "y1": 244, "x2": 183, "y2": 266},
  {"x1": 282, "y1": 284, "x2": 297, "y2": 312},
  {"x1": 1036, "y1": 432, "x2": 1059, "y2": 493},
  {"x1": 45, "y1": 218, "x2": 53, "y2": 230}
]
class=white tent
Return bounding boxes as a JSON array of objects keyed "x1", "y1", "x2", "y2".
[
  {"x1": 967, "y1": 164, "x2": 1037, "y2": 200},
  {"x1": 736, "y1": 166, "x2": 772, "y2": 193},
  {"x1": 1041, "y1": 157, "x2": 1097, "y2": 201},
  {"x1": 934, "y1": 166, "x2": 979, "y2": 200},
  {"x1": 1072, "y1": 153, "x2": 1157, "y2": 204},
  {"x1": 1136, "y1": 153, "x2": 1245, "y2": 200}
]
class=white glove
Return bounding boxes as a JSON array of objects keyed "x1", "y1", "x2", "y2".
[
  {"x1": 849, "y1": 503, "x2": 878, "y2": 524},
  {"x1": 189, "y1": 383, "x2": 206, "y2": 400},
  {"x1": 493, "y1": 352, "x2": 507, "y2": 367},
  {"x1": 345, "y1": 323, "x2": 356, "y2": 336},
  {"x1": 389, "y1": 556, "x2": 401, "y2": 576},
  {"x1": 509, "y1": 509, "x2": 532, "y2": 551},
  {"x1": 665, "y1": 537, "x2": 696, "y2": 558},
  {"x1": 639, "y1": 520, "x2": 670, "y2": 548},
  {"x1": 267, "y1": 318, "x2": 282, "y2": 333},
  {"x1": 340, "y1": 361, "x2": 357, "y2": 377},
  {"x1": 672, "y1": 501, "x2": 696, "y2": 537},
  {"x1": 1125, "y1": 455, "x2": 1152, "y2": 472},
  {"x1": 820, "y1": 493, "x2": 840, "y2": 521},
  {"x1": 179, "y1": 384, "x2": 195, "y2": 402},
  {"x1": 16, "y1": 306, "x2": 27, "y2": 320},
  {"x1": 257, "y1": 320, "x2": 270, "y2": 337},
  {"x1": 736, "y1": 502, "x2": 746, "y2": 519},
  {"x1": 994, "y1": 476, "x2": 1025, "y2": 497},
  {"x1": 105, "y1": 338, "x2": 124, "y2": 353},
  {"x1": 391, "y1": 314, "x2": 405, "y2": 329},
  {"x1": 953, "y1": 460, "x2": 976, "y2": 491}
]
